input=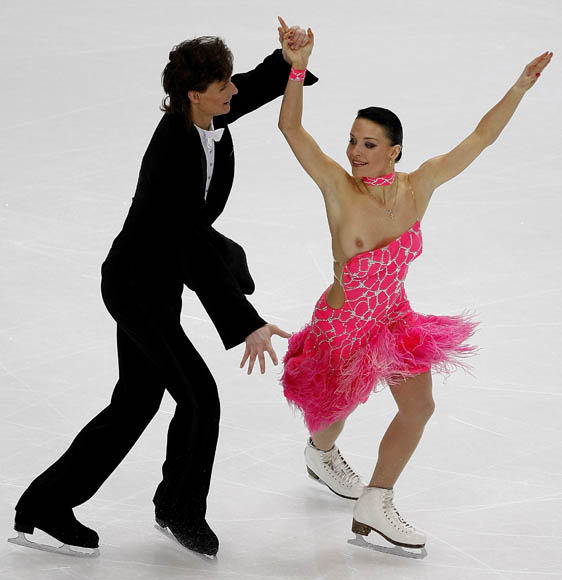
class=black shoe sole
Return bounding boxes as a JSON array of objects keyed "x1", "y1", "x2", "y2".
[{"x1": 14, "y1": 510, "x2": 99, "y2": 549}]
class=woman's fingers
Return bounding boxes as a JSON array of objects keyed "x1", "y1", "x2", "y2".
[
  {"x1": 539, "y1": 52, "x2": 553, "y2": 70},
  {"x1": 308, "y1": 28, "x2": 315, "y2": 46},
  {"x1": 522, "y1": 51, "x2": 552, "y2": 82},
  {"x1": 530, "y1": 51, "x2": 552, "y2": 69},
  {"x1": 278, "y1": 16, "x2": 289, "y2": 32}
]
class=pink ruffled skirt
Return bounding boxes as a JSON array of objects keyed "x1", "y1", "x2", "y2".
[{"x1": 282, "y1": 291, "x2": 477, "y2": 434}]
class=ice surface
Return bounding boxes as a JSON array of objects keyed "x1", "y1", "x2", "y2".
[{"x1": 1, "y1": 0, "x2": 561, "y2": 578}]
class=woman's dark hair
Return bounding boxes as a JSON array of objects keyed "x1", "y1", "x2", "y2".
[
  {"x1": 161, "y1": 36, "x2": 233, "y2": 123},
  {"x1": 356, "y1": 107, "x2": 403, "y2": 162}
]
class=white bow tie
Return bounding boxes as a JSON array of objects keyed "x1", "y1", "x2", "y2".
[{"x1": 204, "y1": 127, "x2": 224, "y2": 151}]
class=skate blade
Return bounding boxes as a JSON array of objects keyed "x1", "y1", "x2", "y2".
[
  {"x1": 7, "y1": 532, "x2": 100, "y2": 558},
  {"x1": 154, "y1": 524, "x2": 217, "y2": 562},
  {"x1": 348, "y1": 534, "x2": 427, "y2": 560}
]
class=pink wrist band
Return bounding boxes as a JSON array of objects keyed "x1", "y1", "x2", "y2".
[{"x1": 289, "y1": 67, "x2": 307, "y2": 82}]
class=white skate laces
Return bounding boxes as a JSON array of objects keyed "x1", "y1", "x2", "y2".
[
  {"x1": 352, "y1": 487, "x2": 426, "y2": 548},
  {"x1": 304, "y1": 439, "x2": 365, "y2": 500},
  {"x1": 329, "y1": 448, "x2": 362, "y2": 487},
  {"x1": 382, "y1": 490, "x2": 415, "y2": 532}
]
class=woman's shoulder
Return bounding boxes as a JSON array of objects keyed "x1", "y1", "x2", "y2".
[{"x1": 320, "y1": 169, "x2": 356, "y2": 207}]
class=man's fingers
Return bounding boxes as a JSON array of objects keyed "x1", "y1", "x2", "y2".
[
  {"x1": 267, "y1": 345, "x2": 279, "y2": 366},
  {"x1": 293, "y1": 29, "x2": 307, "y2": 47},
  {"x1": 258, "y1": 352, "x2": 266, "y2": 374},
  {"x1": 273, "y1": 326, "x2": 292, "y2": 339},
  {"x1": 247, "y1": 353, "x2": 256, "y2": 375},
  {"x1": 240, "y1": 348, "x2": 250, "y2": 368}
]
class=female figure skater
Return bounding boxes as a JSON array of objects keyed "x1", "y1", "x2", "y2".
[{"x1": 277, "y1": 18, "x2": 552, "y2": 549}]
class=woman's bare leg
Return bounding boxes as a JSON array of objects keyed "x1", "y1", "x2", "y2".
[
  {"x1": 370, "y1": 371, "x2": 434, "y2": 488},
  {"x1": 311, "y1": 419, "x2": 346, "y2": 451}
]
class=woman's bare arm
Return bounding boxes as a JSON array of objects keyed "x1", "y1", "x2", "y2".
[
  {"x1": 410, "y1": 51, "x2": 553, "y2": 213},
  {"x1": 277, "y1": 18, "x2": 348, "y2": 200}
]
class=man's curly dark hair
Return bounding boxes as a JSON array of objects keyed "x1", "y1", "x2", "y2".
[{"x1": 161, "y1": 36, "x2": 233, "y2": 124}]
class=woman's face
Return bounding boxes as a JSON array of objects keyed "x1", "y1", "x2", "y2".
[{"x1": 346, "y1": 118, "x2": 400, "y2": 178}]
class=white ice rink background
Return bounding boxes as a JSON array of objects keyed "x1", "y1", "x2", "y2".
[{"x1": 1, "y1": 0, "x2": 561, "y2": 578}]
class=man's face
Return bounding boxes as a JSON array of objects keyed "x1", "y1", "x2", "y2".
[{"x1": 192, "y1": 78, "x2": 238, "y2": 118}]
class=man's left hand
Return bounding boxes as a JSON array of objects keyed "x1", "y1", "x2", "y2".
[{"x1": 240, "y1": 323, "x2": 291, "y2": 375}]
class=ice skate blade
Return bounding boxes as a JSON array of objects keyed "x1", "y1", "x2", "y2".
[
  {"x1": 306, "y1": 467, "x2": 360, "y2": 501},
  {"x1": 7, "y1": 532, "x2": 100, "y2": 558},
  {"x1": 352, "y1": 518, "x2": 425, "y2": 549},
  {"x1": 154, "y1": 524, "x2": 217, "y2": 562},
  {"x1": 348, "y1": 534, "x2": 427, "y2": 560}
]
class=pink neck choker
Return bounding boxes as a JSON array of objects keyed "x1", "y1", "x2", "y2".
[{"x1": 362, "y1": 170, "x2": 395, "y2": 187}]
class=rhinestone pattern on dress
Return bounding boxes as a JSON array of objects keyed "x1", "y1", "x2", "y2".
[
  {"x1": 282, "y1": 220, "x2": 478, "y2": 433},
  {"x1": 312, "y1": 221, "x2": 422, "y2": 369}
]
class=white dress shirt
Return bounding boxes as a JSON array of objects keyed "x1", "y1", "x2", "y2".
[{"x1": 195, "y1": 122, "x2": 224, "y2": 200}]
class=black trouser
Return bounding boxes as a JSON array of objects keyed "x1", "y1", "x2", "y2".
[{"x1": 16, "y1": 264, "x2": 220, "y2": 524}]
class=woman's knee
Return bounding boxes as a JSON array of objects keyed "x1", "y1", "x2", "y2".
[
  {"x1": 392, "y1": 374, "x2": 435, "y2": 424},
  {"x1": 419, "y1": 397, "x2": 435, "y2": 422},
  {"x1": 400, "y1": 396, "x2": 435, "y2": 424}
]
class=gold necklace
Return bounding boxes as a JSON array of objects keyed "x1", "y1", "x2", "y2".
[{"x1": 367, "y1": 179, "x2": 398, "y2": 220}]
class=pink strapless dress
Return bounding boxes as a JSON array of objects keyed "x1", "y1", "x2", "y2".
[{"x1": 281, "y1": 220, "x2": 477, "y2": 433}]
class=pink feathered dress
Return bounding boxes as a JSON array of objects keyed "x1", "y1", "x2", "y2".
[{"x1": 281, "y1": 220, "x2": 477, "y2": 434}]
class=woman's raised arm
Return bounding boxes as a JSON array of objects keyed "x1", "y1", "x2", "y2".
[
  {"x1": 409, "y1": 51, "x2": 553, "y2": 212},
  {"x1": 277, "y1": 17, "x2": 347, "y2": 199}
]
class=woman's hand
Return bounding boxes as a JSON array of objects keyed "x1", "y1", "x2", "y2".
[
  {"x1": 513, "y1": 51, "x2": 553, "y2": 92},
  {"x1": 278, "y1": 16, "x2": 314, "y2": 68},
  {"x1": 240, "y1": 323, "x2": 292, "y2": 375}
]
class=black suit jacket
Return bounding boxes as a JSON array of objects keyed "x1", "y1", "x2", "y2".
[{"x1": 103, "y1": 49, "x2": 318, "y2": 350}]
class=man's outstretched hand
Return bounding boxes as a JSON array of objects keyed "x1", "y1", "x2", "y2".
[{"x1": 241, "y1": 323, "x2": 292, "y2": 375}]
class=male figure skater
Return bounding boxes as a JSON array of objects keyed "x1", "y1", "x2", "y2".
[{"x1": 10, "y1": 22, "x2": 316, "y2": 559}]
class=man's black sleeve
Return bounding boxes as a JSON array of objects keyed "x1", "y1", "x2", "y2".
[{"x1": 217, "y1": 48, "x2": 318, "y2": 126}]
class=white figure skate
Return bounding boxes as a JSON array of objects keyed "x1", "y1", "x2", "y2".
[
  {"x1": 304, "y1": 438, "x2": 365, "y2": 500},
  {"x1": 352, "y1": 486, "x2": 426, "y2": 549}
]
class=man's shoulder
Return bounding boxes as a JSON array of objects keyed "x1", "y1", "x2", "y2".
[
  {"x1": 147, "y1": 112, "x2": 199, "y2": 149},
  {"x1": 153, "y1": 111, "x2": 188, "y2": 135}
]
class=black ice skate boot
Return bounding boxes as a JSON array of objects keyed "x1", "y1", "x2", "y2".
[
  {"x1": 9, "y1": 508, "x2": 100, "y2": 557},
  {"x1": 155, "y1": 516, "x2": 219, "y2": 559}
]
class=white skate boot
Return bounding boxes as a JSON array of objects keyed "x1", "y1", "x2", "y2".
[
  {"x1": 304, "y1": 438, "x2": 365, "y2": 500},
  {"x1": 352, "y1": 486, "x2": 426, "y2": 548}
]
